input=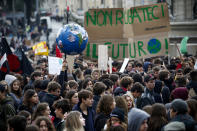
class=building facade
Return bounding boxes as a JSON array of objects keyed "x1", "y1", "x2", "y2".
[{"x1": 41, "y1": 0, "x2": 197, "y2": 56}]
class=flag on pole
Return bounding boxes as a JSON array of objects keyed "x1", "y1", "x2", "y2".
[
  {"x1": 0, "y1": 37, "x2": 21, "y2": 72},
  {"x1": 0, "y1": 53, "x2": 7, "y2": 68},
  {"x1": 32, "y1": 41, "x2": 49, "y2": 56},
  {"x1": 180, "y1": 36, "x2": 189, "y2": 54},
  {"x1": 0, "y1": 37, "x2": 21, "y2": 80},
  {"x1": 15, "y1": 47, "x2": 34, "y2": 76}
]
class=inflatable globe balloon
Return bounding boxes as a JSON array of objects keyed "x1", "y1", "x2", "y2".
[{"x1": 56, "y1": 23, "x2": 88, "y2": 55}]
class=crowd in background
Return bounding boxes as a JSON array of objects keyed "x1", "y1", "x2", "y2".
[{"x1": 0, "y1": 43, "x2": 197, "y2": 131}]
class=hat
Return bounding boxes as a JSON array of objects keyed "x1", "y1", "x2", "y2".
[
  {"x1": 164, "y1": 121, "x2": 185, "y2": 131},
  {"x1": 171, "y1": 87, "x2": 188, "y2": 100},
  {"x1": 5, "y1": 74, "x2": 17, "y2": 86},
  {"x1": 110, "y1": 107, "x2": 125, "y2": 122},
  {"x1": 144, "y1": 74, "x2": 154, "y2": 83},
  {"x1": 171, "y1": 99, "x2": 188, "y2": 114}
]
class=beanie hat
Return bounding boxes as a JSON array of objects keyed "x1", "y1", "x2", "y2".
[
  {"x1": 164, "y1": 121, "x2": 185, "y2": 131},
  {"x1": 171, "y1": 99, "x2": 188, "y2": 114},
  {"x1": 5, "y1": 74, "x2": 17, "y2": 86},
  {"x1": 171, "y1": 87, "x2": 188, "y2": 100},
  {"x1": 110, "y1": 107, "x2": 125, "y2": 122}
]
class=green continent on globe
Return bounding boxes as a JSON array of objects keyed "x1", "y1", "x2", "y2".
[
  {"x1": 77, "y1": 33, "x2": 83, "y2": 46},
  {"x1": 147, "y1": 39, "x2": 161, "y2": 54}
]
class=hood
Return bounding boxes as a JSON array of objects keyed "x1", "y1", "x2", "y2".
[{"x1": 128, "y1": 108, "x2": 150, "y2": 131}]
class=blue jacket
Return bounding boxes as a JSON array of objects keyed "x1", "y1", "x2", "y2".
[{"x1": 73, "y1": 103, "x2": 95, "y2": 131}]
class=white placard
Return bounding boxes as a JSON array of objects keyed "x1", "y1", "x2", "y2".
[
  {"x1": 194, "y1": 60, "x2": 197, "y2": 70},
  {"x1": 48, "y1": 56, "x2": 63, "y2": 75},
  {"x1": 119, "y1": 58, "x2": 129, "y2": 73},
  {"x1": 98, "y1": 45, "x2": 108, "y2": 71}
]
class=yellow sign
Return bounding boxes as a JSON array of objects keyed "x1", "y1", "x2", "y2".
[{"x1": 32, "y1": 41, "x2": 49, "y2": 56}]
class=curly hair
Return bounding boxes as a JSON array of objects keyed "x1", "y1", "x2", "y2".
[
  {"x1": 96, "y1": 95, "x2": 114, "y2": 115},
  {"x1": 35, "y1": 116, "x2": 55, "y2": 131}
]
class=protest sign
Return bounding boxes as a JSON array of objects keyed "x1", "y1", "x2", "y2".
[
  {"x1": 48, "y1": 56, "x2": 63, "y2": 75},
  {"x1": 32, "y1": 41, "x2": 49, "y2": 56},
  {"x1": 84, "y1": 3, "x2": 170, "y2": 60},
  {"x1": 98, "y1": 45, "x2": 108, "y2": 71},
  {"x1": 85, "y1": 3, "x2": 170, "y2": 40},
  {"x1": 84, "y1": 32, "x2": 169, "y2": 60},
  {"x1": 67, "y1": 55, "x2": 75, "y2": 73}
]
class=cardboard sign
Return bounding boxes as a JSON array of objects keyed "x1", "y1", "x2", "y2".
[
  {"x1": 67, "y1": 55, "x2": 75, "y2": 73},
  {"x1": 84, "y1": 3, "x2": 170, "y2": 60},
  {"x1": 48, "y1": 56, "x2": 63, "y2": 75},
  {"x1": 98, "y1": 45, "x2": 108, "y2": 71},
  {"x1": 127, "y1": 32, "x2": 169, "y2": 59},
  {"x1": 83, "y1": 32, "x2": 169, "y2": 60},
  {"x1": 85, "y1": 3, "x2": 170, "y2": 40}
]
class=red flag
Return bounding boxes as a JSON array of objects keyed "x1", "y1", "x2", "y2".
[{"x1": 56, "y1": 45, "x2": 62, "y2": 58}]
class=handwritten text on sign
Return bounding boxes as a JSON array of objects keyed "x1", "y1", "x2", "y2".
[
  {"x1": 85, "y1": 3, "x2": 170, "y2": 40},
  {"x1": 84, "y1": 35, "x2": 169, "y2": 60}
]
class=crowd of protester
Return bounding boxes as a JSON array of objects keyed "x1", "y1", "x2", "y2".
[{"x1": 0, "y1": 51, "x2": 197, "y2": 131}]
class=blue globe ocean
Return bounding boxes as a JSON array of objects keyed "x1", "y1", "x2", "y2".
[{"x1": 56, "y1": 24, "x2": 88, "y2": 55}]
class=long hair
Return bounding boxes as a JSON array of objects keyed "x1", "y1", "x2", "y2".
[
  {"x1": 96, "y1": 95, "x2": 114, "y2": 115},
  {"x1": 32, "y1": 103, "x2": 49, "y2": 121},
  {"x1": 10, "y1": 79, "x2": 22, "y2": 97},
  {"x1": 35, "y1": 116, "x2": 55, "y2": 131},
  {"x1": 115, "y1": 96, "x2": 128, "y2": 125},
  {"x1": 64, "y1": 111, "x2": 84, "y2": 131},
  {"x1": 23, "y1": 89, "x2": 36, "y2": 107},
  {"x1": 66, "y1": 90, "x2": 77, "y2": 108},
  {"x1": 148, "y1": 103, "x2": 168, "y2": 131},
  {"x1": 186, "y1": 99, "x2": 197, "y2": 121}
]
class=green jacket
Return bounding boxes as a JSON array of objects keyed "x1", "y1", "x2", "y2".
[{"x1": 0, "y1": 96, "x2": 16, "y2": 131}]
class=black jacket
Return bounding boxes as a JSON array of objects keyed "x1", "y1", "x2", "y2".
[
  {"x1": 0, "y1": 97, "x2": 16, "y2": 131},
  {"x1": 94, "y1": 113, "x2": 110, "y2": 131},
  {"x1": 92, "y1": 95, "x2": 101, "y2": 112}
]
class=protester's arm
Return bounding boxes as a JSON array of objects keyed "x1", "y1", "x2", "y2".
[{"x1": 58, "y1": 61, "x2": 68, "y2": 96}]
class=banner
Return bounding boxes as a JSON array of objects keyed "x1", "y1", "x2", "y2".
[
  {"x1": 84, "y1": 3, "x2": 170, "y2": 60},
  {"x1": 85, "y1": 3, "x2": 170, "y2": 40},
  {"x1": 32, "y1": 41, "x2": 49, "y2": 56},
  {"x1": 84, "y1": 32, "x2": 169, "y2": 60}
]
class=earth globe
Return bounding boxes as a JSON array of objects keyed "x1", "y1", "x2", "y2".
[{"x1": 56, "y1": 23, "x2": 88, "y2": 55}]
